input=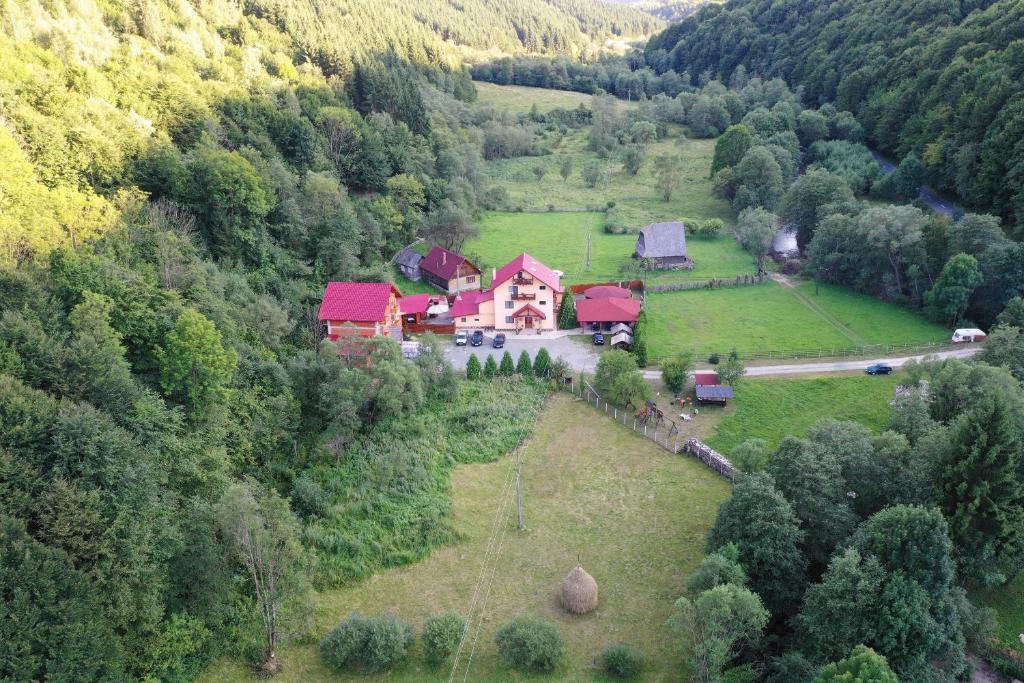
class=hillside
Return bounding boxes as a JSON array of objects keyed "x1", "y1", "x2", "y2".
[{"x1": 646, "y1": 0, "x2": 1024, "y2": 229}]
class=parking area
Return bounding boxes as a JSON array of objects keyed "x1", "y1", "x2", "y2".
[{"x1": 443, "y1": 330, "x2": 601, "y2": 373}]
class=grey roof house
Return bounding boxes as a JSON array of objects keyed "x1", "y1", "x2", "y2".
[
  {"x1": 634, "y1": 221, "x2": 694, "y2": 269},
  {"x1": 397, "y1": 248, "x2": 424, "y2": 281}
]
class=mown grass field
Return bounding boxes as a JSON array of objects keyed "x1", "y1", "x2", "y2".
[
  {"x1": 486, "y1": 130, "x2": 732, "y2": 231},
  {"x1": 708, "y1": 374, "x2": 903, "y2": 453},
  {"x1": 973, "y1": 574, "x2": 1024, "y2": 657},
  {"x1": 644, "y1": 280, "x2": 949, "y2": 361},
  {"x1": 203, "y1": 393, "x2": 731, "y2": 682},
  {"x1": 465, "y1": 211, "x2": 755, "y2": 285},
  {"x1": 474, "y1": 81, "x2": 633, "y2": 114}
]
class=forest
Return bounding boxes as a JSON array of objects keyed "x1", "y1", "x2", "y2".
[
  {"x1": 645, "y1": 0, "x2": 1024, "y2": 231},
  {"x1": 0, "y1": 0, "x2": 634, "y2": 677}
]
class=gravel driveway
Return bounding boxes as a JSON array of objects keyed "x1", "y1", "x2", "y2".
[{"x1": 443, "y1": 331, "x2": 601, "y2": 373}]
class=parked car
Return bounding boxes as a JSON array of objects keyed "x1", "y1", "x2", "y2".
[
  {"x1": 865, "y1": 363, "x2": 893, "y2": 375},
  {"x1": 492, "y1": 333, "x2": 506, "y2": 348},
  {"x1": 593, "y1": 332, "x2": 605, "y2": 345},
  {"x1": 454, "y1": 330, "x2": 468, "y2": 346},
  {"x1": 952, "y1": 328, "x2": 987, "y2": 343},
  {"x1": 470, "y1": 330, "x2": 484, "y2": 347}
]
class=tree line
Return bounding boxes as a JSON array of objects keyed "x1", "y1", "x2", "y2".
[{"x1": 645, "y1": 0, "x2": 1024, "y2": 232}]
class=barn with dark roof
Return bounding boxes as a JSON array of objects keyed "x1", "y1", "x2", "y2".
[{"x1": 634, "y1": 221, "x2": 694, "y2": 269}]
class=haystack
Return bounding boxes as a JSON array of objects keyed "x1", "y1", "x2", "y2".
[{"x1": 560, "y1": 563, "x2": 598, "y2": 614}]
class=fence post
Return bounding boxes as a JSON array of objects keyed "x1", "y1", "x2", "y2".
[{"x1": 633, "y1": 418, "x2": 637, "y2": 431}]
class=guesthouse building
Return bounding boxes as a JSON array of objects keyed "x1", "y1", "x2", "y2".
[
  {"x1": 452, "y1": 253, "x2": 563, "y2": 332},
  {"x1": 318, "y1": 282, "x2": 403, "y2": 340}
]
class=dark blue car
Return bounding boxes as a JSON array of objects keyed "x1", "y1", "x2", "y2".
[
  {"x1": 865, "y1": 363, "x2": 893, "y2": 375},
  {"x1": 470, "y1": 330, "x2": 484, "y2": 347}
]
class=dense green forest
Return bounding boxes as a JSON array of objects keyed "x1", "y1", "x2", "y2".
[
  {"x1": 0, "y1": 0, "x2": 621, "y2": 677},
  {"x1": 645, "y1": 0, "x2": 1024, "y2": 230}
]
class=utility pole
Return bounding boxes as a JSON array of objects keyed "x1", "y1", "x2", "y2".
[
  {"x1": 585, "y1": 232, "x2": 592, "y2": 272},
  {"x1": 515, "y1": 449, "x2": 524, "y2": 530}
]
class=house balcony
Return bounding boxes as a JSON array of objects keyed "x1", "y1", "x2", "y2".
[
  {"x1": 512, "y1": 276, "x2": 534, "y2": 285},
  {"x1": 511, "y1": 292, "x2": 536, "y2": 301}
]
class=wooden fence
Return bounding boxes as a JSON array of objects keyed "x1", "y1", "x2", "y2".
[
  {"x1": 645, "y1": 273, "x2": 767, "y2": 293},
  {"x1": 562, "y1": 380, "x2": 736, "y2": 481},
  {"x1": 405, "y1": 322, "x2": 456, "y2": 335},
  {"x1": 650, "y1": 339, "x2": 960, "y2": 365}
]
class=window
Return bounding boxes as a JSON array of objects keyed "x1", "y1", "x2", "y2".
[
  {"x1": 539, "y1": 285, "x2": 546, "y2": 290},
  {"x1": 505, "y1": 301, "x2": 514, "y2": 309},
  {"x1": 505, "y1": 316, "x2": 514, "y2": 324},
  {"x1": 466, "y1": 275, "x2": 475, "y2": 283},
  {"x1": 461, "y1": 317, "x2": 467, "y2": 322},
  {"x1": 540, "y1": 301, "x2": 546, "y2": 306}
]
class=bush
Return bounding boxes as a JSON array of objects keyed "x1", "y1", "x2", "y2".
[
  {"x1": 533, "y1": 348, "x2": 552, "y2": 378},
  {"x1": 321, "y1": 614, "x2": 414, "y2": 673},
  {"x1": 515, "y1": 350, "x2": 532, "y2": 375},
  {"x1": 708, "y1": 352, "x2": 720, "y2": 365},
  {"x1": 421, "y1": 611, "x2": 466, "y2": 667},
  {"x1": 694, "y1": 218, "x2": 724, "y2": 238},
  {"x1": 661, "y1": 352, "x2": 693, "y2": 394},
  {"x1": 494, "y1": 615, "x2": 564, "y2": 673},
  {"x1": 600, "y1": 643, "x2": 644, "y2": 679}
]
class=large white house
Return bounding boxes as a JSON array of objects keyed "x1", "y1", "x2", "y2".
[{"x1": 450, "y1": 253, "x2": 564, "y2": 332}]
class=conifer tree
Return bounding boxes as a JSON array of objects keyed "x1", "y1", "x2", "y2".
[
  {"x1": 515, "y1": 351, "x2": 532, "y2": 375},
  {"x1": 466, "y1": 353, "x2": 481, "y2": 380},
  {"x1": 558, "y1": 294, "x2": 577, "y2": 329},
  {"x1": 498, "y1": 351, "x2": 515, "y2": 376},
  {"x1": 939, "y1": 396, "x2": 1024, "y2": 585},
  {"x1": 533, "y1": 347, "x2": 552, "y2": 378},
  {"x1": 483, "y1": 355, "x2": 498, "y2": 379}
]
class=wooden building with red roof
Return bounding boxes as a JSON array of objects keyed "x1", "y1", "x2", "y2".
[
  {"x1": 419, "y1": 246, "x2": 482, "y2": 294},
  {"x1": 318, "y1": 282, "x2": 402, "y2": 340}
]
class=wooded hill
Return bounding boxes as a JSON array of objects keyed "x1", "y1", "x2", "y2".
[{"x1": 646, "y1": 0, "x2": 1024, "y2": 231}]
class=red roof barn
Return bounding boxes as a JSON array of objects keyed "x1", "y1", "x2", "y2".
[
  {"x1": 318, "y1": 282, "x2": 402, "y2": 340},
  {"x1": 576, "y1": 298, "x2": 641, "y2": 328}
]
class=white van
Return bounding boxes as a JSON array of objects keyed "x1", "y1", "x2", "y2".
[{"x1": 952, "y1": 328, "x2": 987, "y2": 343}]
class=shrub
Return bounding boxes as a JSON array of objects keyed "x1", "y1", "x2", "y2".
[
  {"x1": 499, "y1": 351, "x2": 515, "y2": 376},
  {"x1": 601, "y1": 643, "x2": 644, "y2": 679},
  {"x1": 494, "y1": 615, "x2": 564, "y2": 673},
  {"x1": 321, "y1": 614, "x2": 414, "y2": 673},
  {"x1": 421, "y1": 611, "x2": 466, "y2": 667},
  {"x1": 291, "y1": 475, "x2": 330, "y2": 517},
  {"x1": 533, "y1": 348, "x2": 552, "y2": 378},
  {"x1": 695, "y1": 218, "x2": 724, "y2": 238},
  {"x1": 708, "y1": 352, "x2": 720, "y2": 365},
  {"x1": 516, "y1": 350, "x2": 532, "y2": 375},
  {"x1": 661, "y1": 352, "x2": 693, "y2": 394},
  {"x1": 466, "y1": 353, "x2": 481, "y2": 380},
  {"x1": 483, "y1": 355, "x2": 498, "y2": 378}
]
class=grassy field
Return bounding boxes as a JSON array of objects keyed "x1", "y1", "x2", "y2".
[
  {"x1": 465, "y1": 211, "x2": 755, "y2": 285},
  {"x1": 474, "y1": 81, "x2": 633, "y2": 114},
  {"x1": 973, "y1": 574, "x2": 1024, "y2": 657},
  {"x1": 708, "y1": 374, "x2": 902, "y2": 453},
  {"x1": 203, "y1": 394, "x2": 731, "y2": 682},
  {"x1": 644, "y1": 280, "x2": 949, "y2": 361},
  {"x1": 486, "y1": 131, "x2": 732, "y2": 231}
]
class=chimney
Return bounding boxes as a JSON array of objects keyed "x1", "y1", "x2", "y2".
[
  {"x1": 492, "y1": 267, "x2": 497, "y2": 282},
  {"x1": 442, "y1": 251, "x2": 446, "y2": 266}
]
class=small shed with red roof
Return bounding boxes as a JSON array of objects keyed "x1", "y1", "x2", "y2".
[
  {"x1": 420, "y1": 246, "x2": 482, "y2": 294},
  {"x1": 576, "y1": 297, "x2": 642, "y2": 330},
  {"x1": 583, "y1": 285, "x2": 632, "y2": 300},
  {"x1": 694, "y1": 371, "x2": 720, "y2": 386},
  {"x1": 318, "y1": 282, "x2": 403, "y2": 340}
]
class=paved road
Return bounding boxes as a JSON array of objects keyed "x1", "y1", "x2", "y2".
[
  {"x1": 871, "y1": 150, "x2": 961, "y2": 218},
  {"x1": 641, "y1": 347, "x2": 982, "y2": 379}
]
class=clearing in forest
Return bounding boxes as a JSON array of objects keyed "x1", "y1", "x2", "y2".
[
  {"x1": 202, "y1": 393, "x2": 731, "y2": 682},
  {"x1": 474, "y1": 81, "x2": 632, "y2": 114}
]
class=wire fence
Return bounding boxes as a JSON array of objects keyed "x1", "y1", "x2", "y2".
[
  {"x1": 561, "y1": 379, "x2": 736, "y2": 481},
  {"x1": 650, "y1": 340, "x2": 960, "y2": 365},
  {"x1": 645, "y1": 273, "x2": 768, "y2": 293}
]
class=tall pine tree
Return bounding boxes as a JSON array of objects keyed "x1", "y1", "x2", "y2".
[{"x1": 939, "y1": 396, "x2": 1024, "y2": 585}]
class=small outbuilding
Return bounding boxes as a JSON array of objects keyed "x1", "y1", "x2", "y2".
[
  {"x1": 397, "y1": 248, "x2": 423, "y2": 281},
  {"x1": 583, "y1": 285, "x2": 632, "y2": 300},
  {"x1": 635, "y1": 221, "x2": 694, "y2": 269},
  {"x1": 694, "y1": 371, "x2": 720, "y2": 386},
  {"x1": 696, "y1": 384, "x2": 733, "y2": 405},
  {"x1": 576, "y1": 297, "x2": 642, "y2": 330},
  {"x1": 610, "y1": 331, "x2": 633, "y2": 349},
  {"x1": 560, "y1": 563, "x2": 598, "y2": 615},
  {"x1": 420, "y1": 246, "x2": 482, "y2": 294}
]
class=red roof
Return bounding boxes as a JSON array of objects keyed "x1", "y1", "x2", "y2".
[
  {"x1": 695, "y1": 372, "x2": 720, "y2": 386},
  {"x1": 450, "y1": 289, "x2": 493, "y2": 318},
  {"x1": 399, "y1": 293, "x2": 432, "y2": 315},
  {"x1": 420, "y1": 246, "x2": 477, "y2": 281},
  {"x1": 575, "y1": 298, "x2": 641, "y2": 323},
  {"x1": 493, "y1": 253, "x2": 563, "y2": 292},
  {"x1": 512, "y1": 303, "x2": 546, "y2": 320},
  {"x1": 583, "y1": 285, "x2": 632, "y2": 299},
  {"x1": 318, "y1": 282, "x2": 401, "y2": 322}
]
